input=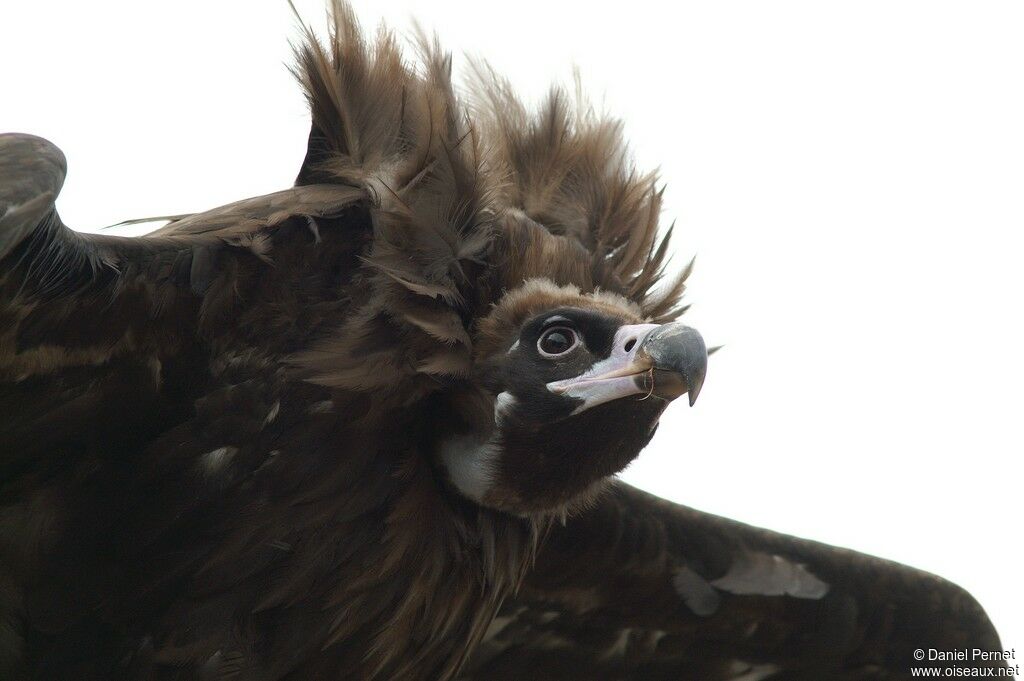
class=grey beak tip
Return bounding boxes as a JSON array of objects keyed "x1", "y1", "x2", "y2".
[
  {"x1": 640, "y1": 323, "x2": 708, "y2": 406},
  {"x1": 686, "y1": 362, "x2": 706, "y2": 406}
]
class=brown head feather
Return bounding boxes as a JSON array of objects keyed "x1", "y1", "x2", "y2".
[{"x1": 286, "y1": 0, "x2": 691, "y2": 402}]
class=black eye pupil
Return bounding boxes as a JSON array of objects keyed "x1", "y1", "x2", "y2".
[
  {"x1": 546, "y1": 332, "x2": 569, "y2": 351},
  {"x1": 539, "y1": 328, "x2": 576, "y2": 355}
]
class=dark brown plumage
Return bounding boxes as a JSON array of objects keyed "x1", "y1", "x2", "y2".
[{"x1": 0, "y1": 3, "x2": 1004, "y2": 680}]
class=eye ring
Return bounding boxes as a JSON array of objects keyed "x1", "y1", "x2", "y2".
[{"x1": 537, "y1": 326, "x2": 579, "y2": 358}]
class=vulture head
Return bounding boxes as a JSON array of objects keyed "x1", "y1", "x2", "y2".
[
  {"x1": 269, "y1": 1, "x2": 714, "y2": 523},
  {"x1": 443, "y1": 280, "x2": 707, "y2": 514}
]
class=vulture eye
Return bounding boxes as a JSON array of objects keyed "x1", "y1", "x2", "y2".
[{"x1": 538, "y1": 327, "x2": 579, "y2": 357}]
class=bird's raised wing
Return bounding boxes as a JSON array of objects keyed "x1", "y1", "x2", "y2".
[
  {"x1": 0, "y1": 133, "x2": 366, "y2": 473},
  {"x1": 464, "y1": 482, "x2": 1005, "y2": 680}
]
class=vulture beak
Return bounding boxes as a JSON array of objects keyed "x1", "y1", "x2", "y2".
[
  {"x1": 548, "y1": 323, "x2": 708, "y2": 413},
  {"x1": 637, "y1": 323, "x2": 708, "y2": 406}
]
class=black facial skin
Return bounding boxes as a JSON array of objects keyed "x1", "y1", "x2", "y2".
[
  {"x1": 497, "y1": 307, "x2": 622, "y2": 417},
  {"x1": 482, "y1": 308, "x2": 671, "y2": 512}
]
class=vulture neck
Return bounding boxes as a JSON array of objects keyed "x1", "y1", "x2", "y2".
[
  {"x1": 368, "y1": 454, "x2": 542, "y2": 679},
  {"x1": 323, "y1": 394, "x2": 544, "y2": 680}
]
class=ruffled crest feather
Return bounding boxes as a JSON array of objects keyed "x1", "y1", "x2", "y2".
[{"x1": 287, "y1": 0, "x2": 691, "y2": 396}]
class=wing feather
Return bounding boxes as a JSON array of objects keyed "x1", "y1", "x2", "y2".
[
  {"x1": 0, "y1": 134, "x2": 366, "y2": 471},
  {"x1": 463, "y1": 482, "x2": 1007, "y2": 680}
]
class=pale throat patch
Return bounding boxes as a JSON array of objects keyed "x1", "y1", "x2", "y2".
[{"x1": 439, "y1": 391, "x2": 516, "y2": 503}]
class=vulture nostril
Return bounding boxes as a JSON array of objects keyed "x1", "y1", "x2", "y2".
[{"x1": 624, "y1": 338, "x2": 637, "y2": 353}]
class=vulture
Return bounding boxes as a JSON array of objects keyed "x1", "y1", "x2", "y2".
[{"x1": 0, "y1": 2, "x2": 1006, "y2": 679}]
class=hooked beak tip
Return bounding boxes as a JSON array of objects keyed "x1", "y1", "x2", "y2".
[
  {"x1": 638, "y1": 323, "x2": 708, "y2": 407},
  {"x1": 688, "y1": 379, "x2": 703, "y2": 407}
]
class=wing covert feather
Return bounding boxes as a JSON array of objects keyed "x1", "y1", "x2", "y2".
[
  {"x1": 464, "y1": 482, "x2": 1005, "y2": 680},
  {"x1": 0, "y1": 133, "x2": 367, "y2": 470}
]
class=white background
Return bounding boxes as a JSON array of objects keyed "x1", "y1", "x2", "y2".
[{"x1": 4, "y1": 0, "x2": 1021, "y2": 653}]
